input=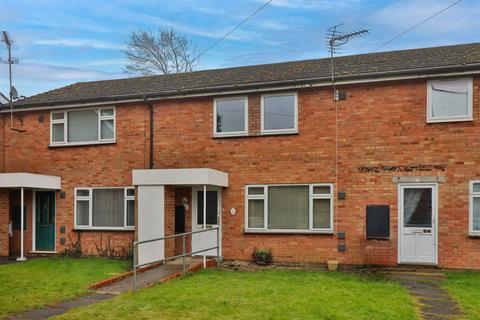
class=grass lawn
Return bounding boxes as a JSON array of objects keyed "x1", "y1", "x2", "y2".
[
  {"x1": 443, "y1": 271, "x2": 480, "y2": 320},
  {"x1": 55, "y1": 269, "x2": 417, "y2": 320},
  {"x1": 0, "y1": 257, "x2": 130, "y2": 319}
]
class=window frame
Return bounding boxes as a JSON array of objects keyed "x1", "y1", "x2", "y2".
[
  {"x1": 260, "y1": 92, "x2": 298, "y2": 135},
  {"x1": 74, "y1": 187, "x2": 135, "y2": 231},
  {"x1": 469, "y1": 181, "x2": 480, "y2": 236},
  {"x1": 426, "y1": 78, "x2": 473, "y2": 123},
  {"x1": 50, "y1": 106, "x2": 116, "y2": 146},
  {"x1": 213, "y1": 96, "x2": 249, "y2": 137},
  {"x1": 244, "y1": 183, "x2": 334, "y2": 234}
]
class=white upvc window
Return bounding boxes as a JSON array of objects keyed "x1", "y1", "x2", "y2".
[
  {"x1": 245, "y1": 183, "x2": 334, "y2": 233},
  {"x1": 50, "y1": 106, "x2": 116, "y2": 146},
  {"x1": 469, "y1": 181, "x2": 480, "y2": 235},
  {"x1": 427, "y1": 78, "x2": 473, "y2": 123},
  {"x1": 74, "y1": 187, "x2": 135, "y2": 230},
  {"x1": 261, "y1": 92, "x2": 298, "y2": 135},
  {"x1": 213, "y1": 96, "x2": 248, "y2": 137}
]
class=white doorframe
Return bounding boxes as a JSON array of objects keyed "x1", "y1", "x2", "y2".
[
  {"x1": 192, "y1": 186, "x2": 222, "y2": 257},
  {"x1": 397, "y1": 183, "x2": 438, "y2": 265}
]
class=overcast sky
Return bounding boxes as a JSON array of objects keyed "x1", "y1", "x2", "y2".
[{"x1": 0, "y1": 0, "x2": 478, "y2": 97}]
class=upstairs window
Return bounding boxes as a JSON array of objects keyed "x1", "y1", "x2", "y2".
[
  {"x1": 50, "y1": 107, "x2": 116, "y2": 145},
  {"x1": 213, "y1": 97, "x2": 248, "y2": 137},
  {"x1": 75, "y1": 187, "x2": 135, "y2": 230},
  {"x1": 261, "y1": 93, "x2": 298, "y2": 134},
  {"x1": 427, "y1": 78, "x2": 473, "y2": 123}
]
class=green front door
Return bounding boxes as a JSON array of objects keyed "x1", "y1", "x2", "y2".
[{"x1": 35, "y1": 191, "x2": 55, "y2": 251}]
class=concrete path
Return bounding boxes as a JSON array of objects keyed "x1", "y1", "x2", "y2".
[
  {"x1": 8, "y1": 257, "x2": 211, "y2": 320},
  {"x1": 386, "y1": 272, "x2": 464, "y2": 320}
]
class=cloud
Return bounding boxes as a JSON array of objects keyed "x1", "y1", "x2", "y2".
[
  {"x1": 370, "y1": 0, "x2": 478, "y2": 36},
  {"x1": 0, "y1": 62, "x2": 120, "y2": 83},
  {"x1": 34, "y1": 38, "x2": 125, "y2": 50},
  {"x1": 258, "y1": 0, "x2": 361, "y2": 10}
]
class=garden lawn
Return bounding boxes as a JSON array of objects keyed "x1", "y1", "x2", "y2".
[
  {"x1": 55, "y1": 269, "x2": 417, "y2": 320},
  {"x1": 0, "y1": 257, "x2": 130, "y2": 319},
  {"x1": 443, "y1": 271, "x2": 480, "y2": 320}
]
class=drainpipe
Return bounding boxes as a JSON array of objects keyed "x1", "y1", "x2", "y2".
[{"x1": 144, "y1": 97, "x2": 154, "y2": 169}]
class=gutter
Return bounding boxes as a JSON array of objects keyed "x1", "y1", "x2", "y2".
[{"x1": 3, "y1": 63, "x2": 480, "y2": 113}]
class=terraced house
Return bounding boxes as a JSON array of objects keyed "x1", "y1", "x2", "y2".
[{"x1": 1, "y1": 42, "x2": 480, "y2": 269}]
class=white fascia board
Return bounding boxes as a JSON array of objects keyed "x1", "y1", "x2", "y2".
[
  {"x1": 0, "y1": 173, "x2": 61, "y2": 189},
  {"x1": 133, "y1": 168, "x2": 228, "y2": 187}
]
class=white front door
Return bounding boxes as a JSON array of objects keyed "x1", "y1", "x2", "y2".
[
  {"x1": 192, "y1": 187, "x2": 221, "y2": 256},
  {"x1": 398, "y1": 183, "x2": 437, "y2": 265}
]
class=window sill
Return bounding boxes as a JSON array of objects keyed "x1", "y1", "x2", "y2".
[
  {"x1": 213, "y1": 132, "x2": 249, "y2": 138},
  {"x1": 426, "y1": 117, "x2": 473, "y2": 124},
  {"x1": 261, "y1": 129, "x2": 298, "y2": 136},
  {"x1": 74, "y1": 227, "x2": 134, "y2": 232},
  {"x1": 244, "y1": 229, "x2": 334, "y2": 235},
  {"x1": 49, "y1": 141, "x2": 116, "y2": 148},
  {"x1": 468, "y1": 233, "x2": 480, "y2": 238}
]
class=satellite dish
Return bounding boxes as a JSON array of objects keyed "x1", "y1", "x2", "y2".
[{"x1": 10, "y1": 86, "x2": 18, "y2": 100}]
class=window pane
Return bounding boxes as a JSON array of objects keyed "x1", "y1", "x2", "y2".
[
  {"x1": 76, "y1": 189, "x2": 90, "y2": 197},
  {"x1": 76, "y1": 200, "x2": 90, "y2": 226},
  {"x1": 100, "y1": 108, "x2": 114, "y2": 116},
  {"x1": 431, "y1": 79, "x2": 469, "y2": 118},
  {"x1": 68, "y1": 109, "x2": 98, "y2": 142},
  {"x1": 92, "y1": 189, "x2": 124, "y2": 227},
  {"x1": 100, "y1": 119, "x2": 114, "y2": 140},
  {"x1": 248, "y1": 199, "x2": 264, "y2": 228},
  {"x1": 403, "y1": 188, "x2": 432, "y2": 227},
  {"x1": 52, "y1": 112, "x2": 64, "y2": 120},
  {"x1": 126, "y1": 200, "x2": 135, "y2": 227},
  {"x1": 248, "y1": 187, "x2": 264, "y2": 195},
  {"x1": 263, "y1": 95, "x2": 295, "y2": 131},
  {"x1": 126, "y1": 189, "x2": 135, "y2": 197},
  {"x1": 473, "y1": 183, "x2": 480, "y2": 193},
  {"x1": 52, "y1": 123, "x2": 64, "y2": 143},
  {"x1": 313, "y1": 199, "x2": 331, "y2": 229},
  {"x1": 197, "y1": 191, "x2": 218, "y2": 225},
  {"x1": 473, "y1": 198, "x2": 480, "y2": 231},
  {"x1": 313, "y1": 186, "x2": 331, "y2": 194},
  {"x1": 216, "y1": 99, "x2": 246, "y2": 133},
  {"x1": 268, "y1": 186, "x2": 308, "y2": 229}
]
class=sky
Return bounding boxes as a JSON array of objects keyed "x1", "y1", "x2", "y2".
[{"x1": 0, "y1": 0, "x2": 479, "y2": 97}]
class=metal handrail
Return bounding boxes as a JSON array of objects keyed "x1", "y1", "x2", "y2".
[{"x1": 132, "y1": 227, "x2": 220, "y2": 291}]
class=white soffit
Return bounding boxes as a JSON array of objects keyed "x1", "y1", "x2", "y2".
[
  {"x1": 0, "y1": 173, "x2": 61, "y2": 189},
  {"x1": 133, "y1": 168, "x2": 228, "y2": 187}
]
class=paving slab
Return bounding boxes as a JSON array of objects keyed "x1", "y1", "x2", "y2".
[{"x1": 386, "y1": 272, "x2": 464, "y2": 320}]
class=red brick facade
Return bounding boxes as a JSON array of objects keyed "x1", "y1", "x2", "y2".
[{"x1": 1, "y1": 76, "x2": 480, "y2": 269}]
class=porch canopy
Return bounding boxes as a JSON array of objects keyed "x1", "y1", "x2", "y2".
[
  {"x1": 0, "y1": 173, "x2": 61, "y2": 190},
  {"x1": 0, "y1": 173, "x2": 61, "y2": 261},
  {"x1": 132, "y1": 168, "x2": 228, "y2": 267}
]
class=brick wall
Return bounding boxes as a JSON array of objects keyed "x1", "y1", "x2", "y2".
[
  {"x1": 0, "y1": 190, "x2": 8, "y2": 256},
  {"x1": 2, "y1": 76, "x2": 480, "y2": 268},
  {"x1": 1, "y1": 103, "x2": 148, "y2": 255},
  {"x1": 150, "y1": 77, "x2": 480, "y2": 269}
]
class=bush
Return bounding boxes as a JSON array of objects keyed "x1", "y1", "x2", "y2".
[{"x1": 252, "y1": 248, "x2": 272, "y2": 265}]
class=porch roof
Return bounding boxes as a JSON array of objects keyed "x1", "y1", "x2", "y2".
[
  {"x1": 132, "y1": 168, "x2": 228, "y2": 187},
  {"x1": 0, "y1": 173, "x2": 61, "y2": 190}
]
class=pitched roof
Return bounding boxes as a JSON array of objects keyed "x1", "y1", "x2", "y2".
[
  {"x1": 0, "y1": 92, "x2": 9, "y2": 105},
  {"x1": 11, "y1": 42, "x2": 480, "y2": 108}
]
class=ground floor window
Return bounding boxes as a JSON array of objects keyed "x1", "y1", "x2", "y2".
[
  {"x1": 245, "y1": 184, "x2": 333, "y2": 232},
  {"x1": 75, "y1": 187, "x2": 135, "y2": 230},
  {"x1": 470, "y1": 181, "x2": 480, "y2": 235}
]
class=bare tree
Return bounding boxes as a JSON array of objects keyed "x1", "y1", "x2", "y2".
[{"x1": 124, "y1": 28, "x2": 198, "y2": 76}]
